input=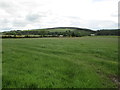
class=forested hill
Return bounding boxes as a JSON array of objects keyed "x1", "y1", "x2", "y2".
[{"x1": 2, "y1": 27, "x2": 118, "y2": 38}]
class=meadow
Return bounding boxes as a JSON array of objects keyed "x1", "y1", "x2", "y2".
[{"x1": 2, "y1": 36, "x2": 118, "y2": 88}]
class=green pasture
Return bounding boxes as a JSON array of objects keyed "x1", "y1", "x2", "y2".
[{"x1": 2, "y1": 36, "x2": 118, "y2": 88}]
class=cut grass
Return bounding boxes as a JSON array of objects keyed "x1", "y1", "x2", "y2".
[{"x1": 2, "y1": 36, "x2": 118, "y2": 88}]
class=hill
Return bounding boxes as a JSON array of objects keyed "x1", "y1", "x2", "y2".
[{"x1": 2, "y1": 27, "x2": 118, "y2": 38}]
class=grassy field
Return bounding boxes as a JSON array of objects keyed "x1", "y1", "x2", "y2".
[
  {"x1": 25, "y1": 28, "x2": 75, "y2": 32},
  {"x1": 2, "y1": 36, "x2": 118, "y2": 88},
  {"x1": 46, "y1": 29, "x2": 75, "y2": 32}
]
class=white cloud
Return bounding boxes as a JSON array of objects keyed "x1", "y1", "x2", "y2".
[{"x1": 0, "y1": 0, "x2": 118, "y2": 31}]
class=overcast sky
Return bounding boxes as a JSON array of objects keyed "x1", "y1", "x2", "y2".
[{"x1": 0, "y1": 0, "x2": 118, "y2": 31}]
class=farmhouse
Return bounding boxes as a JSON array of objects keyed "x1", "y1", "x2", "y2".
[
  {"x1": 59, "y1": 35, "x2": 63, "y2": 37},
  {"x1": 90, "y1": 34, "x2": 95, "y2": 36}
]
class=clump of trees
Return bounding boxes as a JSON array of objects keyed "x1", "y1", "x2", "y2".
[{"x1": 95, "y1": 30, "x2": 118, "y2": 36}]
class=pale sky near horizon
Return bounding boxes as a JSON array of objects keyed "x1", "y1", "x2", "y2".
[{"x1": 0, "y1": 0, "x2": 118, "y2": 31}]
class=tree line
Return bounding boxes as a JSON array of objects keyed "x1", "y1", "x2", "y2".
[{"x1": 2, "y1": 28, "x2": 119, "y2": 38}]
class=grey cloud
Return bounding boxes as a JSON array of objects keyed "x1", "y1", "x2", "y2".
[
  {"x1": 69, "y1": 18, "x2": 117, "y2": 30},
  {"x1": 12, "y1": 20, "x2": 28, "y2": 27},
  {"x1": 65, "y1": 16, "x2": 81, "y2": 19},
  {"x1": 0, "y1": 27, "x2": 12, "y2": 30},
  {"x1": 0, "y1": 1, "x2": 12, "y2": 8},
  {"x1": 0, "y1": 18, "x2": 11, "y2": 30},
  {"x1": 0, "y1": 19, "x2": 12, "y2": 31},
  {"x1": 0, "y1": 1, "x2": 14, "y2": 12},
  {"x1": 112, "y1": 14, "x2": 118, "y2": 17},
  {"x1": 0, "y1": 0, "x2": 23, "y2": 15},
  {"x1": 0, "y1": 18, "x2": 9, "y2": 24},
  {"x1": 111, "y1": 11, "x2": 118, "y2": 17},
  {"x1": 25, "y1": 12, "x2": 48, "y2": 22},
  {"x1": 92, "y1": 0, "x2": 118, "y2": 2},
  {"x1": 0, "y1": 17, "x2": 28, "y2": 30},
  {"x1": 87, "y1": 20, "x2": 117, "y2": 30},
  {"x1": 26, "y1": 14, "x2": 41, "y2": 22}
]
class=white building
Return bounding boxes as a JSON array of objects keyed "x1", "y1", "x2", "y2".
[{"x1": 90, "y1": 34, "x2": 95, "y2": 36}]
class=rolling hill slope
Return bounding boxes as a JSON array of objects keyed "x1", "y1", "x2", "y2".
[{"x1": 2, "y1": 27, "x2": 118, "y2": 38}]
